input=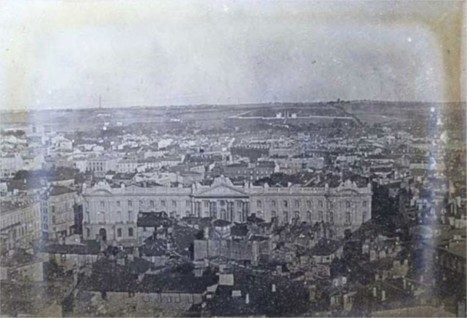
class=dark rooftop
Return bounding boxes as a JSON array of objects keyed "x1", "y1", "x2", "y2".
[
  {"x1": 39, "y1": 240, "x2": 101, "y2": 255},
  {"x1": 310, "y1": 238, "x2": 343, "y2": 256},
  {"x1": 136, "y1": 211, "x2": 172, "y2": 228},
  {"x1": 48, "y1": 185, "x2": 75, "y2": 196}
]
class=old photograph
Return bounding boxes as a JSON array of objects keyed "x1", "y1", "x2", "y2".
[{"x1": 0, "y1": 1, "x2": 466, "y2": 317}]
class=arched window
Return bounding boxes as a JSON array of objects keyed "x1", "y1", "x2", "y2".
[
  {"x1": 345, "y1": 212, "x2": 352, "y2": 225},
  {"x1": 117, "y1": 228, "x2": 122, "y2": 237},
  {"x1": 128, "y1": 228, "x2": 134, "y2": 237}
]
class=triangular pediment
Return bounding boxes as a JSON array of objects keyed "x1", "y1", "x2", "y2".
[
  {"x1": 194, "y1": 184, "x2": 248, "y2": 198},
  {"x1": 88, "y1": 188, "x2": 113, "y2": 196},
  {"x1": 337, "y1": 188, "x2": 360, "y2": 195}
]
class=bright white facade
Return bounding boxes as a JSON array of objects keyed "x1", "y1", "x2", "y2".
[{"x1": 82, "y1": 176, "x2": 371, "y2": 245}]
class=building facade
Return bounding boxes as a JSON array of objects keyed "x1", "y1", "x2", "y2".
[
  {"x1": 0, "y1": 198, "x2": 41, "y2": 252},
  {"x1": 0, "y1": 154, "x2": 24, "y2": 178},
  {"x1": 41, "y1": 186, "x2": 78, "y2": 240},
  {"x1": 82, "y1": 176, "x2": 371, "y2": 245}
]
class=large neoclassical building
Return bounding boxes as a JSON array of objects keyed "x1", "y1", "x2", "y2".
[{"x1": 82, "y1": 176, "x2": 372, "y2": 245}]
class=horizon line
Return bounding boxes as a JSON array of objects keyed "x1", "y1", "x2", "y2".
[{"x1": 1, "y1": 99, "x2": 465, "y2": 114}]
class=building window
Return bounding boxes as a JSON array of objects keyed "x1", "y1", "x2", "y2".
[
  {"x1": 362, "y1": 211, "x2": 367, "y2": 222},
  {"x1": 284, "y1": 211, "x2": 289, "y2": 223},
  {"x1": 295, "y1": 200, "x2": 300, "y2": 208},
  {"x1": 86, "y1": 228, "x2": 90, "y2": 237},
  {"x1": 362, "y1": 201, "x2": 368, "y2": 207},
  {"x1": 319, "y1": 211, "x2": 324, "y2": 222},
  {"x1": 257, "y1": 200, "x2": 262, "y2": 208},
  {"x1": 272, "y1": 200, "x2": 276, "y2": 207},
  {"x1": 271, "y1": 211, "x2": 276, "y2": 218},
  {"x1": 195, "y1": 202, "x2": 201, "y2": 217},
  {"x1": 51, "y1": 205, "x2": 56, "y2": 213},
  {"x1": 210, "y1": 202, "x2": 217, "y2": 219},
  {"x1": 307, "y1": 211, "x2": 312, "y2": 222},
  {"x1": 172, "y1": 200, "x2": 177, "y2": 207},
  {"x1": 205, "y1": 201, "x2": 210, "y2": 208},
  {"x1": 329, "y1": 212, "x2": 334, "y2": 223},
  {"x1": 128, "y1": 200, "x2": 132, "y2": 207},
  {"x1": 283, "y1": 200, "x2": 288, "y2": 208},
  {"x1": 100, "y1": 201, "x2": 105, "y2": 207},
  {"x1": 52, "y1": 215, "x2": 56, "y2": 224},
  {"x1": 117, "y1": 201, "x2": 121, "y2": 207},
  {"x1": 128, "y1": 211, "x2": 133, "y2": 222},
  {"x1": 117, "y1": 228, "x2": 122, "y2": 237},
  {"x1": 318, "y1": 200, "x2": 323, "y2": 208},
  {"x1": 237, "y1": 201, "x2": 242, "y2": 209},
  {"x1": 345, "y1": 212, "x2": 352, "y2": 225},
  {"x1": 307, "y1": 200, "x2": 311, "y2": 208},
  {"x1": 294, "y1": 211, "x2": 300, "y2": 220},
  {"x1": 139, "y1": 200, "x2": 144, "y2": 207},
  {"x1": 161, "y1": 200, "x2": 166, "y2": 207},
  {"x1": 128, "y1": 228, "x2": 134, "y2": 237},
  {"x1": 150, "y1": 200, "x2": 155, "y2": 208},
  {"x1": 329, "y1": 202, "x2": 334, "y2": 209},
  {"x1": 186, "y1": 200, "x2": 190, "y2": 207},
  {"x1": 346, "y1": 201, "x2": 351, "y2": 208}
]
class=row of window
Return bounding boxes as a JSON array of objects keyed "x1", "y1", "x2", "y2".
[
  {"x1": 117, "y1": 227, "x2": 134, "y2": 237},
  {"x1": 95, "y1": 199, "x2": 368, "y2": 210},
  {"x1": 256, "y1": 199, "x2": 368, "y2": 209},
  {"x1": 85, "y1": 227, "x2": 134, "y2": 238},
  {"x1": 99, "y1": 200, "x2": 190, "y2": 208},
  {"x1": 269, "y1": 210, "x2": 367, "y2": 224},
  {"x1": 89, "y1": 207, "x2": 367, "y2": 224},
  {"x1": 88, "y1": 210, "x2": 189, "y2": 223}
]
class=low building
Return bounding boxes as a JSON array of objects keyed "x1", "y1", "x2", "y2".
[
  {"x1": 74, "y1": 262, "x2": 218, "y2": 317},
  {"x1": 0, "y1": 249, "x2": 45, "y2": 282},
  {"x1": 38, "y1": 240, "x2": 101, "y2": 272}
]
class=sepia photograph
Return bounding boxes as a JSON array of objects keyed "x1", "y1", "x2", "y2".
[{"x1": 0, "y1": 1, "x2": 466, "y2": 317}]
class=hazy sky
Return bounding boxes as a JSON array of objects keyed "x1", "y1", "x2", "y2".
[{"x1": 0, "y1": 0, "x2": 464, "y2": 110}]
